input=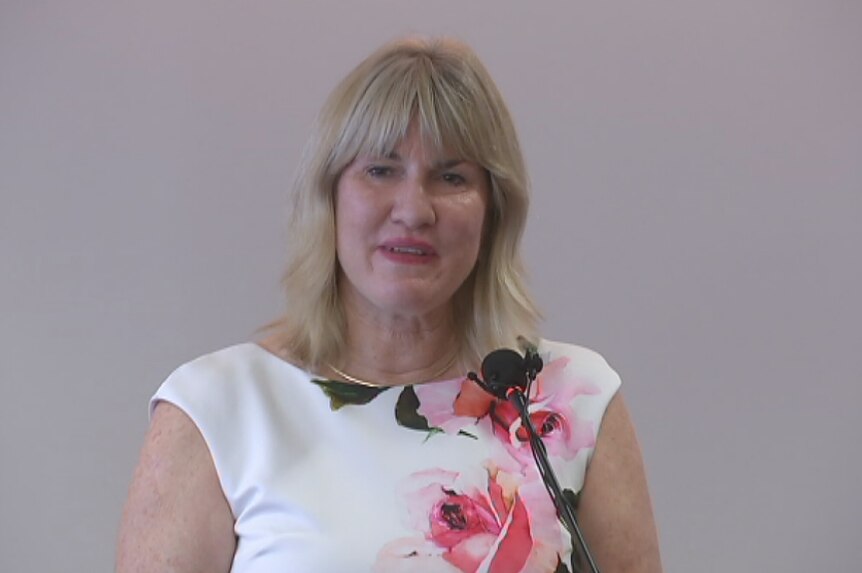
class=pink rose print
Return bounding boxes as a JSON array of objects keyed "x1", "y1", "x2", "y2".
[
  {"x1": 415, "y1": 377, "x2": 480, "y2": 435},
  {"x1": 489, "y1": 356, "x2": 599, "y2": 464},
  {"x1": 453, "y1": 378, "x2": 496, "y2": 418},
  {"x1": 414, "y1": 356, "x2": 600, "y2": 465},
  {"x1": 373, "y1": 468, "x2": 564, "y2": 573}
]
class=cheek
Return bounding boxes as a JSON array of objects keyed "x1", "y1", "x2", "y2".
[
  {"x1": 335, "y1": 190, "x2": 373, "y2": 245},
  {"x1": 334, "y1": 197, "x2": 366, "y2": 273},
  {"x1": 453, "y1": 201, "x2": 488, "y2": 258}
]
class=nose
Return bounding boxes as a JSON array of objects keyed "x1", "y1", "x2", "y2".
[{"x1": 389, "y1": 176, "x2": 435, "y2": 229}]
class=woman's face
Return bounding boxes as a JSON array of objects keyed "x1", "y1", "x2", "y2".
[{"x1": 335, "y1": 125, "x2": 489, "y2": 322}]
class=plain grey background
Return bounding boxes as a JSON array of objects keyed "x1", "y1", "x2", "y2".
[{"x1": 2, "y1": 1, "x2": 860, "y2": 571}]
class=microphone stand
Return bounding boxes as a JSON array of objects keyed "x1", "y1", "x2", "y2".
[
  {"x1": 507, "y1": 388, "x2": 601, "y2": 573},
  {"x1": 468, "y1": 361, "x2": 601, "y2": 573}
]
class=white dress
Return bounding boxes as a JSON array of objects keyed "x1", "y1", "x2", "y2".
[{"x1": 151, "y1": 339, "x2": 621, "y2": 573}]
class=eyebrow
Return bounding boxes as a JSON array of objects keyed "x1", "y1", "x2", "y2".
[
  {"x1": 437, "y1": 159, "x2": 466, "y2": 170},
  {"x1": 383, "y1": 152, "x2": 466, "y2": 170}
]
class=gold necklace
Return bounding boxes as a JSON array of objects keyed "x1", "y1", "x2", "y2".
[{"x1": 328, "y1": 353, "x2": 459, "y2": 388}]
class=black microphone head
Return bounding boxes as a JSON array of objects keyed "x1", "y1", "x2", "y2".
[{"x1": 481, "y1": 349, "x2": 527, "y2": 396}]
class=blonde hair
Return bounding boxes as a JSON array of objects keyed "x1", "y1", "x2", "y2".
[{"x1": 269, "y1": 36, "x2": 540, "y2": 368}]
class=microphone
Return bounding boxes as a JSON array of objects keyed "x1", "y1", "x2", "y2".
[
  {"x1": 468, "y1": 347, "x2": 601, "y2": 573},
  {"x1": 469, "y1": 347, "x2": 543, "y2": 399}
]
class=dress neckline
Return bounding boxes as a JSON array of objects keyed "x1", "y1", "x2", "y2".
[{"x1": 247, "y1": 341, "x2": 465, "y2": 388}]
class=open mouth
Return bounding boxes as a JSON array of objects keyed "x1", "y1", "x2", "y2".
[{"x1": 387, "y1": 246, "x2": 429, "y2": 256}]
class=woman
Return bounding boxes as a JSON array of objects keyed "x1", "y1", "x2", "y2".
[{"x1": 117, "y1": 37, "x2": 662, "y2": 572}]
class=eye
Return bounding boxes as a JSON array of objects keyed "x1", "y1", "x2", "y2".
[
  {"x1": 441, "y1": 172, "x2": 467, "y2": 186},
  {"x1": 366, "y1": 165, "x2": 394, "y2": 178}
]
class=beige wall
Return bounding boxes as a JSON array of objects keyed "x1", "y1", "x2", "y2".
[{"x1": 2, "y1": 1, "x2": 860, "y2": 570}]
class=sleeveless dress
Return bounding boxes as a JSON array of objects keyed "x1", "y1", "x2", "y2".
[{"x1": 151, "y1": 339, "x2": 621, "y2": 573}]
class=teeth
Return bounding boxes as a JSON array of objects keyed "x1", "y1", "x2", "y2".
[{"x1": 390, "y1": 246, "x2": 426, "y2": 255}]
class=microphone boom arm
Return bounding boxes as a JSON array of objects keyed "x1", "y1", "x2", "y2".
[
  {"x1": 507, "y1": 388, "x2": 601, "y2": 573},
  {"x1": 468, "y1": 347, "x2": 601, "y2": 573}
]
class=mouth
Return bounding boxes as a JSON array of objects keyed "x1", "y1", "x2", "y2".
[
  {"x1": 379, "y1": 240, "x2": 437, "y2": 263},
  {"x1": 386, "y1": 246, "x2": 430, "y2": 256}
]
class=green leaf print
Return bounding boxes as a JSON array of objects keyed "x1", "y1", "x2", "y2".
[
  {"x1": 394, "y1": 386, "x2": 432, "y2": 431},
  {"x1": 395, "y1": 386, "x2": 478, "y2": 440},
  {"x1": 311, "y1": 378, "x2": 388, "y2": 410}
]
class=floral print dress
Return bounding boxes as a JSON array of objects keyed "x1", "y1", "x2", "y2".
[{"x1": 151, "y1": 339, "x2": 621, "y2": 573}]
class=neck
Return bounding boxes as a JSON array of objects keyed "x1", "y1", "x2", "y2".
[{"x1": 334, "y1": 293, "x2": 463, "y2": 387}]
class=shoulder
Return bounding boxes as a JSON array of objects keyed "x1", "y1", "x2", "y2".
[
  {"x1": 147, "y1": 343, "x2": 312, "y2": 472},
  {"x1": 537, "y1": 340, "x2": 663, "y2": 569},
  {"x1": 538, "y1": 338, "x2": 616, "y2": 366},
  {"x1": 537, "y1": 338, "x2": 622, "y2": 393},
  {"x1": 164, "y1": 342, "x2": 277, "y2": 382},
  {"x1": 146, "y1": 343, "x2": 317, "y2": 509},
  {"x1": 150, "y1": 342, "x2": 306, "y2": 417}
]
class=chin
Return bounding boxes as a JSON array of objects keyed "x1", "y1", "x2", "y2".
[{"x1": 374, "y1": 289, "x2": 453, "y2": 317}]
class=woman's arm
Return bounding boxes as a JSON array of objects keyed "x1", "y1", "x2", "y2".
[
  {"x1": 577, "y1": 392, "x2": 663, "y2": 572},
  {"x1": 116, "y1": 402, "x2": 236, "y2": 573}
]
